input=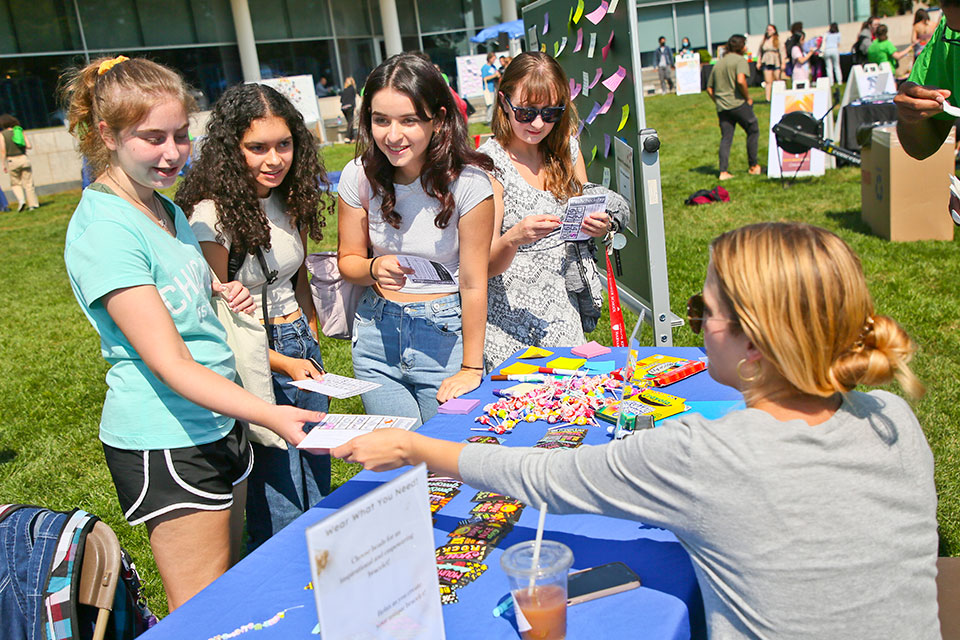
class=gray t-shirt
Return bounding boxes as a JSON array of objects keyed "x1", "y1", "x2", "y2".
[{"x1": 459, "y1": 390, "x2": 939, "y2": 639}]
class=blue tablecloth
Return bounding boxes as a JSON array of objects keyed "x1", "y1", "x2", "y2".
[{"x1": 142, "y1": 347, "x2": 743, "y2": 640}]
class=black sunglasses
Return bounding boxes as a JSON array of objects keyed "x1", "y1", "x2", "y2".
[
  {"x1": 686, "y1": 292, "x2": 739, "y2": 335},
  {"x1": 501, "y1": 94, "x2": 565, "y2": 124}
]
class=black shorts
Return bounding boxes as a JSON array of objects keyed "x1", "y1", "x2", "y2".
[
  {"x1": 762, "y1": 63, "x2": 779, "y2": 71},
  {"x1": 102, "y1": 421, "x2": 253, "y2": 526}
]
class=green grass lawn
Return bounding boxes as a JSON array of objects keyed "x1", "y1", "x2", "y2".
[{"x1": 2, "y1": 86, "x2": 958, "y2": 617}]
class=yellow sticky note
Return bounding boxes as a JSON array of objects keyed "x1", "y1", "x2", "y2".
[
  {"x1": 518, "y1": 346, "x2": 554, "y2": 359},
  {"x1": 500, "y1": 362, "x2": 541, "y2": 375},
  {"x1": 540, "y1": 42, "x2": 547, "y2": 52},
  {"x1": 573, "y1": 0, "x2": 585, "y2": 24},
  {"x1": 546, "y1": 357, "x2": 586, "y2": 370},
  {"x1": 617, "y1": 104, "x2": 629, "y2": 131}
]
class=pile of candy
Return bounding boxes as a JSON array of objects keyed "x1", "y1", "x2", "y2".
[{"x1": 473, "y1": 374, "x2": 626, "y2": 433}]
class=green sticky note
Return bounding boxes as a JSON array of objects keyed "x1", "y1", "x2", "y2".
[{"x1": 586, "y1": 145, "x2": 598, "y2": 168}]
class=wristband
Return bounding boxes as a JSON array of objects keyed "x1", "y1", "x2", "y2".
[
  {"x1": 369, "y1": 256, "x2": 380, "y2": 282},
  {"x1": 461, "y1": 365, "x2": 484, "y2": 371}
]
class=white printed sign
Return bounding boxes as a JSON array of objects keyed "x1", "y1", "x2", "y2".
[
  {"x1": 306, "y1": 465, "x2": 445, "y2": 640},
  {"x1": 675, "y1": 53, "x2": 701, "y2": 96}
]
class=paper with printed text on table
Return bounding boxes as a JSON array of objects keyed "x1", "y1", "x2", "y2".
[
  {"x1": 297, "y1": 414, "x2": 418, "y2": 454},
  {"x1": 289, "y1": 374, "x2": 380, "y2": 399},
  {"x1": 305, "y1": 464, "x2": 445, "y2": 639}
]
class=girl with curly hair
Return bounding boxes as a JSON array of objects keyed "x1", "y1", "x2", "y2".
[
  {"x1": 337, "y1": 52, "x2": 495, "y2": 426},
  {"x1": 62, "y1": 56, "x2": 321, "y2": 609},
  {"x1": 176, "y1": 82, "x2": 332, "y2": 550},
  {"x1": 479, "y1": 51, "x2": 613, "y2": 369}
]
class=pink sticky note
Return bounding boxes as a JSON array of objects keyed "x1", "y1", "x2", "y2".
[
  {"x1": 569, "y1": 78, "x2": 576, "y2": 96},
  {"x1": 602, "y1": 65, "x2": 626, "y2": 92},
  {"x1": 438, "y1": 398, "x2": 481, "y2": 415},
  {"x1": 598, "y1": 91, "x2": 615, "y2": 114},
  {"x1": 585, "y1": 101, "x2": 602, "y2": 124},
  {"x1": 571, "y1": 340, "x2": 612, "y2": 359},
  {"x1": 573, "y1": 28, "x2": 584, "y2": 52},
  {"x1": 572, "y1": 82, "x2": 582, "y2": 96},
  {"x1": 542, "y1": 13, "x2": 549, "y2": 35},
  {"x1": 585, "y1": 0, "x2": 609, "y2": 24},
  {"x1": 602, "y1": 30, "x2": 615, "y2": 60},
  {"x1": 589, "y1": 67, "x2": 603, "y2": 88}
]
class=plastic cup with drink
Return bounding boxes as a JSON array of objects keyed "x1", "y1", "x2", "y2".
[{"x1": 500, "y1": 538, "x2": 574, "y2": 639}]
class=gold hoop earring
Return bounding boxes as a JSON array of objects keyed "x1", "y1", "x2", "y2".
[{"x1": 736, "y1": 358, "x2": 761, "y2": 383}]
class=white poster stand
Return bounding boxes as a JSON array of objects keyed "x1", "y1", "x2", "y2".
[
  {"x1": 675, "y1": 53, "x2": 701, "y2": 95},
  {"x1": 834, "y1": 63, "x2": 896, "y2": 140},
  {"x1": 455, "y1": 50, "x2": 509, "y2": 98},
  {"x1": 258, "y1": 75, "x2": 321, "y2": 129},
  {"x1": 766, "y1": 80, "x2": 832, "y2": 178},
  {"x1": 305, "y1": 464, "x2": 445, "y2": 640}
]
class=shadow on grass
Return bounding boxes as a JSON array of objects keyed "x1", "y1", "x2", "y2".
[
  {"x1": 825, "y1": 208, "x2": 874, "y2": 236},
  {"x1": 0, "y1": 449, "x2": 15, "y2": 465},
  {"x1": 690, "y1": 165, "x2": 718, "y2": 177}
]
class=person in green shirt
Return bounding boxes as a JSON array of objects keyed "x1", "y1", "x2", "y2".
[
  {"x1": 706, "y1": 34, "x2": 761, "y2": 180},
  {"x1": 895, "y1": 2, "x2": 960, "y2": 160},
  {"x1": 867, "y1": 24, "x2": 909, "y2": 67}
]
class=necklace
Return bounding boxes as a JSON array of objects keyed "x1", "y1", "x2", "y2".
[{"x1": 105, "y1": 170, "x2": 170, "y2": 233}]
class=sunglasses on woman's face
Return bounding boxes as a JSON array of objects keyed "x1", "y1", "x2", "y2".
[
  {"x1": 501, "y1": 94, "x2": 565, "y2": 123},
  {"x1": 686, "y1": 292, "x2": 738, "y2": 335}
]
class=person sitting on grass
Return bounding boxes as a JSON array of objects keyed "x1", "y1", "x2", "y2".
[
  {"x1": 706, "y1": 35, "x2": 761, "y2": 181},
  {"x1": 334, "y1": 221, "x2": 939, "y2": 639}
]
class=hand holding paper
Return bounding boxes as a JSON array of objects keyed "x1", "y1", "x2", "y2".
[{"x1": 370, "y1": 254, "x2": 414, "y2": 290}]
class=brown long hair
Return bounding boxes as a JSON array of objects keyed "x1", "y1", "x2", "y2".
[
  {"x1": 490, "y1": 52, "x2": 582, "y2": 201},
  {"x1": 356, "y1": 52, "x2": 493, "y2": 229}
]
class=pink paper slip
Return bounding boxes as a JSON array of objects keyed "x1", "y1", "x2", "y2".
[
  {"x1": 571, "y1": 340, "x2": 612, "y2": 359},
  {"x1": 437, "y1": 398, "x2": 481, "y2": 415}
]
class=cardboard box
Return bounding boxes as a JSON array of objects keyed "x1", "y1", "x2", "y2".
[{"x1": 860, "y1": 125, "x2": 956, "y2": 242}]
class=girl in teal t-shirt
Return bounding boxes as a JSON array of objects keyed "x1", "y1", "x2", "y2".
[{"x1": 61, "y1": 56, "x2": 323, "y2": 612}]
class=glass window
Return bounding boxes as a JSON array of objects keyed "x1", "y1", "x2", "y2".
[
  {"x1": 7, "y1": 0, "x2": 84, "y2": 54},
  {"x1": 747, "y1": 0, "x2": 769, "y2": 37},
  {"x1": 791, "y1": 0, "x2": 830, "y2": 33},
  {"x1": 773, "y1": 0, "x2": 788, "y2": 33},
  {"x1": 636, "y1": 4, "x2": 674, "y2": 67},
  {"x1": 417, "y1": 0, "x2": 466, "y2": 33},
  {"x1": 676, "y1": 1, "x2": 707, "y2": 52},
  {"x1": 402, "y1": 35, "x2": 421, "y2": 53},
  {"x1": 421, "y1": 31, "x2": 471, "y2": 88},
  {"x1": 249, "y1": 0, "x2": 291, "y2": 40},
  {"x1": 286, "y1": 0, "x2": 334, "y2": 38},
  {"x1": 191, "y1": 0, "x2": 236, "y2": 43},
  {"x1": 0, "y1": 54, "x2": 84, "y2": 129},
  {"x1": 138, "y1": 45, "x2": 243, "y2": 107},
  {"x1": 709, "y1": 0, "x2": 748, "y2": 51},
  {"x1": 471, "y1": 0, "x2": 502, "y2": 29},
  {"x1": 77, "y1": 0, "x2": 143, "y2": 50},
  {"x1": 256, "y1": 39, "x2": 338, "y2": 88},
  {"x1": 338, "y1": 37, "x2": 376, "y2": 88},
  {"x1": 331, "y1": 0, "x2": 372, "y2": 36},
  {"x1": 395, "y1": 0, "x2": 418, "y2": 35},
  {"x1": 138, "y1": 0, "x2": 197, "y2": 46}
]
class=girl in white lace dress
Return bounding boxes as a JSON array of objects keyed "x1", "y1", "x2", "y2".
[{"x1": 479, "y1": 52, "x2": 612, "y2": 369}]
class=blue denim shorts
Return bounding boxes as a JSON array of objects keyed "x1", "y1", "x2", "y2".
[{"x1": 351, "y1": 288, "x2": 463, "y2": 427}]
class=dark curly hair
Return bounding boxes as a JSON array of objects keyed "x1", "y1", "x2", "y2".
[
  {"x1": 176, "y1": 83, "x2": 330, "y2": 253},
  {"x1": 357, "y1": 52, "x2": 494, "y2": 229}
]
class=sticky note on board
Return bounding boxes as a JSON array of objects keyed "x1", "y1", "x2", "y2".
[
  {"x1": 618, "y1": 104, "x2": 629, "y2": 131},
  {"x1": 573, "y1": 0, "x2": 585, "y2": 23},
  {"x1": 602, "y1": 66, "x2": 627, "y2": 92},
  {"x1": 588, "y1": 32, "x2": 597, "y2": 57},
  {"x1": 582, "y1": 71, "x2": 590, "y2": 97},
  {"x1": 574, "y1": 28, "x2": 584, "y2": 52},
  {"x1": 584, "y1": 359, "x2": 616, "y2": 374},
  {"x1": 571, "y1": 340, "x2": 612, "y2": 358},
  {"x1": 585, "y1": 101, "x2": 602, "y2": 124},
  {"x1": 542, "y1": 13, "x2": 549, "y2": 34},
  {"x1": 576, "y1": 120, "x2": 585, "y2": 137},
  {"x1": 601, "y1": 166, "x2": 611, "y2": 187},
  {"x1": 589, "y1": 67, "x2": 603, "y2": 88},
  {"x1": 556, "y1": 36, "x2": 567, "y2": 56},
  {"x1": 586, "y1": 145, "x2": 598, "y2": 168},
  {"x1": 603, "y1": 133, "x2": 612, "y2": 157},
  {"x1": 602, "y1": 30, "x2": 615, "y2": 60},
  {"x1": 546, "y1": 357, "x2": 587, "y2": 370},
  {"x1": 585, "y1": 0, "x2": 609, "y2": 24},
  {"x1": 608, "y1": 0, "x2": 620, "y2": 11},
  {"x1": 540, "y1": 43, "x2": 547, "y2": 52},
  {"x1": 598, "y1": 91, "x2": 615, "y2": 114},
  {"x1": 518, "y1": 346, "x2": 554, "y2": 359},
  {"x1": 500, "y1": 362, "x2": 541, "y2": 375}
]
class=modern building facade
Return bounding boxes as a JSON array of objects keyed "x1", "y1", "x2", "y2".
[{"x1": 1, "y1": 0, "x2": 869, "y2": 130}]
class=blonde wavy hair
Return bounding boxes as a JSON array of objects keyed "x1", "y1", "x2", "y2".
[
  {"x1": 60, "y1": 56, "x2": 195, "y2": 176},
  {"x1": 709, "y1": 222, "x2": 924, "y2": 401},
  {"x1": 490, "y1": 51, "x2": 581, "y2": 201}
]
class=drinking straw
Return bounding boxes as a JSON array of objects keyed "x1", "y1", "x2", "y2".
[{"x1": 528, "y1": 503, "x2": 548, "y2": 595}]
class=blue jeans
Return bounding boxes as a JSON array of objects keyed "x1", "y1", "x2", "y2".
[
  {"x1": 352, "y1": 289, "x2": 463, "y2": 428},
  {"x1": 245, "y1": 315, "x2": 330, "y2": 551},
  {"x1": 0, "y1": 507, "x2": 70, "y2": 640}
]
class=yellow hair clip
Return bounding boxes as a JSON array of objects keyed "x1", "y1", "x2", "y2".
[{"x1": 97, "y1": 55, "x2": 129, "y2": 76}]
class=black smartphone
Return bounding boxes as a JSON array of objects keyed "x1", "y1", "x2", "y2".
[{"x1": 566, "y1": 561, "x2": 641, "y2": 606}]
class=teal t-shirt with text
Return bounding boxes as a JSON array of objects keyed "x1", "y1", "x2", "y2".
[
  {"x1": 909, "y1": 16, "x2": 960, "y2": 120},
  {"x1": 64, "y1": 187, "x2": 236, "y2": 450}
]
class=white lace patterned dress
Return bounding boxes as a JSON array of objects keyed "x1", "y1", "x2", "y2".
[{"x1": 479, "y1": 137, "x2": 586, "y2": 370}]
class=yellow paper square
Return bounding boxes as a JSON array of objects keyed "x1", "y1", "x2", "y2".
[
  {"x1": 545, "y1": 357, "x2": 586, "y2": 370},
  {"x1": 518, "y1": 346, "x2": 554, "y2": 359},
  {"x1": 499, "y1": 362, "x2": 541, "y2": 375}
]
